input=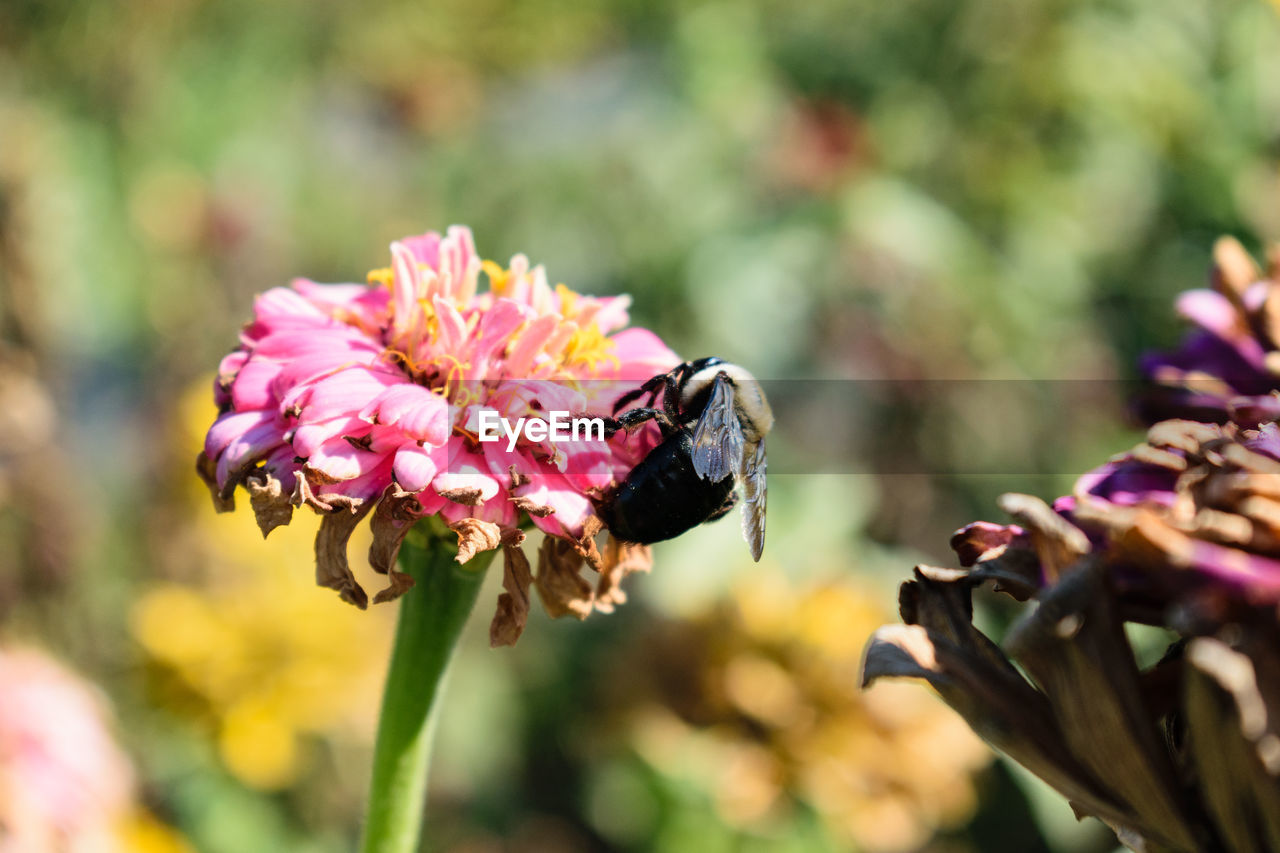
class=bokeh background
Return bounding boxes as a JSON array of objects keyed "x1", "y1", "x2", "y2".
[{"x1": 3, "y1": 0, "x2": 1280, "y2": 850}]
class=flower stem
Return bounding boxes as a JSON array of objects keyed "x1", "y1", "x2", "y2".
[{"x1": 360, "y1": 533, "x2": 495, "y2": 853}]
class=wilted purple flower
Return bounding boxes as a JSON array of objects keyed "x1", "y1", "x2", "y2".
[
  {"x1": 1138, "y1": 237, "x2": 1280, "y2": 427},
  {"x1": 862, "y1": 417, "x2": 1280, "y2": 851}
]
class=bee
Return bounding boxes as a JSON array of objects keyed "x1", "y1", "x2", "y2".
[{"x1": 596, "y1": 358, "x2": 772, "y2": 560}]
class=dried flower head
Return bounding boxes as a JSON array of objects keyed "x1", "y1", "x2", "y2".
[
  {"x1": 1139, "y1": 237, "x2": 1280, "y2": 426},
  {"x1": 863, "y1": 418, "x2": 1280, "y2": 850},
  {"x1": 612, "y1": 577, "x2": 990, "y2": 852},
  {"x1": 198, "y1": 227, "x2": 677, "y2": 642}
]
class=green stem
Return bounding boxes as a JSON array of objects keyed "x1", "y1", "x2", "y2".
[{"x1": 360, "y1": 533, "x2": 495, "y2": 853}]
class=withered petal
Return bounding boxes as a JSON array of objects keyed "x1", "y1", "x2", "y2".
[
  {"x1": 439, "y1": 487, "x2": 484, "y2": 506},
  {"x1": 490, "y1": 538, "x2": 534, "y2": 647},
  {"x1": 535, "y1": 536, "x2": 594, "y2": 620},
  {"x1": 861, "y1": 622, "x2": 1137, "y2": 833},
  {"x1": 1004, "y1": 563, "x2": 1199, "y2": 851},
  {"x1": 368, "y1": 490, "x2": 422, "y2": 575},
  {"x1": 1184, "y1": 637, "x2": 1280, "y2": 850},
  {"x1": 571, "y1": 515, "x2": 604, "y2": 572},
  {"x1": 997, "y1": 493, "x2": 1091, "y2": 581},
  {"x1": 511, "y1": 496, "x2": 556, "y2": 517},
  {"x1": 315, "y1": 504, "x2": 373, "y2": 609},
  {"x1": 1146, "y1": 419, "x2": 1224, "y2": 457},
  {"x1": 594, "y1": 536, "x2": 653, "y2": 613},
  {"x1": 450, "y1": 517, "x2": 503, "y2": 564},
  {"x1": 245, "y1": 470, "x2": 294, "y2": 537},
  {"x1": 1213, "y1": 236, "x2": 1263, "y2": 310},
  {"x1": 372, "y1": 570, "x2": 415, "y2": 605}
]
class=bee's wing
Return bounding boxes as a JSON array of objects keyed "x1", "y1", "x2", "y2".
[
  {"x1": 740, "y1": 438, "x2": 767, "y2": 561},
  {"x1": 691, "y1": 374, "x2": 744, "y2": 483}
]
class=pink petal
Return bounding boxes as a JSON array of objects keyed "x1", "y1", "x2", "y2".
[
  {"x1": 473, "y1": 299, "x2": 528, "y2": 365},
  {"x1": 391, "y1": 242, "x2": 423, "y2": 329},
  {"x1": 393, "y1": 445, "x2": 440, "y2": 493},
  {"x1": 1176, "y1": 289, "x2": 1243, "y2": 338},
  {"x1": 229, "y1": 357, "x2": 284, "y2": 411},
  {"x1": 359, "y1": 384, "x2": 450, "y2": 445},
  {"x1": 399, "y1": 232, "x2": 442, "y2": 268},
  {"x1": 205, "y1": 409, "x2": 275, "y2": 459},
  {"x1": 292, "y1": 366, "x2": 403, "y2": 424},
  {"x1": 606, "y1": 327, "x2": 681, "y2": 379},
  {"x1": 291, "y1": 415, "x2": 371, "y2": 458},
  {"x1": 591, "y1": 295, "x2": 633, "y2": 335},
  {"x1": 432, "y1": 295, "x2": 468, "y2": 355},
  {"x1": 307, "y1": 435, "x2": 382, "y2": 482},
  {"x1": 503, "y1": 313, "x2": 559, "y2": 377}
]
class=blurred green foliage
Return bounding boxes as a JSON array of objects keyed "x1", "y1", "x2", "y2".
[{"x1": 1, "y1": 0, "x2": 1279, "y2": 851}]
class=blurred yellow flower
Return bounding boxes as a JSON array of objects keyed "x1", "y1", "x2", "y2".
[
  {"x1": 114, "y1": 813, "x2": 198, "y2": 853},
  {"x1": 613, "y1": 575, "x2": 992, "y2": 852},
  {"x1": 129, "y1": 384, "x2": 394, "y2": 789}
]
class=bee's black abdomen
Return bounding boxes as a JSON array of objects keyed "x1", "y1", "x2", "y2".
[{"x1": 600, "y1": 430, "x2": 735, "y2": 544}]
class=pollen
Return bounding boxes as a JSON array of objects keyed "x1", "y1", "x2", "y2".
[
  {"x1": 562, "y1": 323, "x2": 620, "y2": 373},
  {"x1": 366, "y1": 267, "x2": 394, "y2": 288}
]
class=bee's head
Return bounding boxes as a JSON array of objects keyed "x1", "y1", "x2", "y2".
[{"x1": 680, "y1": 360, "x2": 774, "y2": 443}]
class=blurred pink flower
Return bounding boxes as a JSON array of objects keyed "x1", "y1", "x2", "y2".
[
  {"x1": 0, "y1": 648, "x2": 134, "y2": 853},
  {"x1": 198, "y1": 226, "x2": 678, "y2": 633}
]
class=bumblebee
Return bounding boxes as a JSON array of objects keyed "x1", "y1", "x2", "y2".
[{"x1": 596, "y1": 358, "x2": 772, "y2": 560}]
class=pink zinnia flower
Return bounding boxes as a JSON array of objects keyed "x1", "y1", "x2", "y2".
[{"x1": 198, "y1": 226, "x2": 678, "y2": 642}]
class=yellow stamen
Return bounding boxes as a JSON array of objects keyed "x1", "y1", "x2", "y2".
[
  {"x1": 562, "y1": 323, "x2": 620, "y2": 373},
  {"x1": 367, "y1": 267, "x2": 394, "y2": 288},
  {"x1": 555, "y1": 283, "x2": 577, "y2": 317},
  {"x1": 482, "y1": 260, "x2": 511, "y2": 295}
]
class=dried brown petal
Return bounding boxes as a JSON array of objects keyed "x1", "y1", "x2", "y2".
[
  {"x1": 1147, "y1": 419, "x2": 1223, "y2": 457},
  {"x1": 535, "y1": 536, "x2": 594, "y2": 619},
  {"x1": 508, "y1": 466, "x2": 531, "y2": 488},
  {"x1": 439, "y1": 487, "x2": 484, "y2": 506},
  {"x1": 315, "y1": 504, "x2": 373, "y2": 609},
  {"x1": 1004, "y1": 563, "x2": 1199, "y2": 851},
  {"x1": 1184, "y1": 638, "x2": 1280, "y2": 850},
  {"x1": 450, "y1": 518, "x2": 502, "y2": 564},
  {"x1": 1213, "y1": 236, "x2": 1263, "y2": 311},
  {"x1": 368, "y1": 491, "x2": 421, "y2": 575},
  {"x1": 997, "y1": 493, "x2": 1090, "y2": 581},
  {"x1": 511, "y1": 496, "x2": 556, "y2": 517},
  {"x1": 372, "y1": 570, "x2": 414, "y2": 605},
  {"x1": 1258, "y1": 279, "x2": 1280, "y2": 355},
  {"x1": 594, "y1": 536, "x2": 653, "y2": 613},
  {"x1": 1203, "y1": 471, "x2": 1280, "y2": 505},
  {"x1": 861, "y1": 622, "x2": 1132, "y2": 831},
  {"x1": 244, "y1": 470, "x2": 293, "y2": 536},
  {"x1": 1218, "y1": 443, "x2": 1280, "y2": 476},
  {"x1": 490, "y1": 532, "x2": 534, "y2": 647},
  {"x1": 571, "y1": 515, "x2": 605, "y2": 571},
  {"x1": 1130, "y1": 443, "x2": 1190, "y2": 472}
]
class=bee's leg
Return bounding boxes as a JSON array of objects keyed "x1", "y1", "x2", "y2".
[
  {"x1": 601, "y1": 407, "x2": 676, "y2": 438},
  {"x1": 613, "y1": 379, "x2": 659, "y2": 414},
  {"x1": 613, "y1": 369, "x2": 674, "y2": 414},
  {"x1": 705, "y1": 492, "x2": 738, "y2": 522}
]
